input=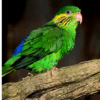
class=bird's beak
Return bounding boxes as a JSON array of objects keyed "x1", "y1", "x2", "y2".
[{"x1": 75, "y1": 12, "x2": 82, "y2": 24}]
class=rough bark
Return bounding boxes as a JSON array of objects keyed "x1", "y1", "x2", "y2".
[{"x1": 2, "y1": 59, "x2": 100, "y2": 100}]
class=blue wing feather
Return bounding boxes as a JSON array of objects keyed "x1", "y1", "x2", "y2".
[{"x1": 13, "y1": 35, "x2": 29, "y2": 56}]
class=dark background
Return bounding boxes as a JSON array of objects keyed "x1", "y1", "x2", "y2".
[{"x1": 2, "y1": 0, "x2": 100, "y2": 99}]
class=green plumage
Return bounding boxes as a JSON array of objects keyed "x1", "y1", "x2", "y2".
[{"x1": 2, "y1": 6, "x2": 81, "y2": 77}]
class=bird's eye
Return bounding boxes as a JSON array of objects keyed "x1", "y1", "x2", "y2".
[{"x1": 66, "y1": 10, "x2": 72, "y2": 15}]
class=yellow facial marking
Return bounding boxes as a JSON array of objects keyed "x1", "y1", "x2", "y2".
[{"x1": 53, "y1": 13, "x2": 71, "y2": 27}]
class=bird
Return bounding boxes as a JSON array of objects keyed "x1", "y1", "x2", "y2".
[{"x1": 2, "y1": 6, "x2": 82, "y2": 77}]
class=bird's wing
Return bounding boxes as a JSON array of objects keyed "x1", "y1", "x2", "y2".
[
  {"x1": 22, "y1": 21, "x2": 64, "y2": 57},
  {"x1": 6, "y1": 21, "x2": 65, "y2": 69}
]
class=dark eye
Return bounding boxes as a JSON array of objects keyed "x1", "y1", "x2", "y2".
[{"x1": 66, "y1": 10, "x2": 72, "y2": 15}]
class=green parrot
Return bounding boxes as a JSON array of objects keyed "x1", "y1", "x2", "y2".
[{"x1": 2, "y1": 6, "x2": 82, "y2": 77}]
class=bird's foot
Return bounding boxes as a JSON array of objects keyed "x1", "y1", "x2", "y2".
[
  {"x1": 24, "y1": 72, "x2": 33, "y2": 78},
  {"x1": 19, "y1": 72, "x2": 33, "y2": 81},
  {"x1": 27, "y1": 72, "x2": 33, "y2": 76},
  {"x1": 47, "y1": 66, "x2": 58, "y2": 72},
  {"x1": 47, "y1": 66, "x2": 58, "y2": 77},
  {"x1": 50, "y1": 66, "x2": 58, "y2": 76},
  {"x1": 51, "y1": 66, "x2": 58, "y2": 73}
]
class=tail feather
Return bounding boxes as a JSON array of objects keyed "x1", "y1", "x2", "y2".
[{"x1": 2, "y1": 66, "x2": 16, "y2": 77}]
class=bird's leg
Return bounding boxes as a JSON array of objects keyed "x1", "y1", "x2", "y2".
[
  {"x1": 27, "y1": 72, "x2": 33, "y2": 76},
  {"x1": 51, "y1": 66, "x2": 58, "y2": 73},
  {"x1": 47, "y1": 66, "x2": 58, "y2": 72},
  {"x1": 46, "y1": 66, "x2": 58, "y2": 77},
  {"x1": 23, "y1": 72, "x2": 33, "y2": 79},
  {"x1": 19, "y1": 72, "x2": 33, "y2": 81},
  {"x1": 50, "y1": 66, "x2": 58, "y2": 77}
]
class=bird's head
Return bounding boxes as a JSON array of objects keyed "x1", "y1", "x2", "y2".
[{"x1": 53, "y1": 6, "x2": 82, "y2": 30}]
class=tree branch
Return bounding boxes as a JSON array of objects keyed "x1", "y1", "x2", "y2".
[{"x1": 2, "y1": 59, "x2": 100, "y2": 100}]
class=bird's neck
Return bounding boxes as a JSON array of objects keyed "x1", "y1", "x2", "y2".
[
  {"x1": 52, "y1": 18, "x2": 78, "y2": 36},
  {"x1": 59, "y1": 23, "x2": 78, "y2": 38}
]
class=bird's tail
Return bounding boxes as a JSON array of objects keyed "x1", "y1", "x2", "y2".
[{"x1": 2, "y1": 66, "x2": 16, "y2": 77}]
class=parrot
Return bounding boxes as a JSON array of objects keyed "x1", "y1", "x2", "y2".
[{"x1": 2, "y1": 6, "x2": 82, "y2": 77}]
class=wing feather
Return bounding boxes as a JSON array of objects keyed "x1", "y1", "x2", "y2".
[{"x1": 12, "y1": 21, "x2": 64, "y2": 68}]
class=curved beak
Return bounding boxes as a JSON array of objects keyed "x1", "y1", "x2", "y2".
[{"x1": 75, "y1": 12, "x2": 82, "y2": 24}]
